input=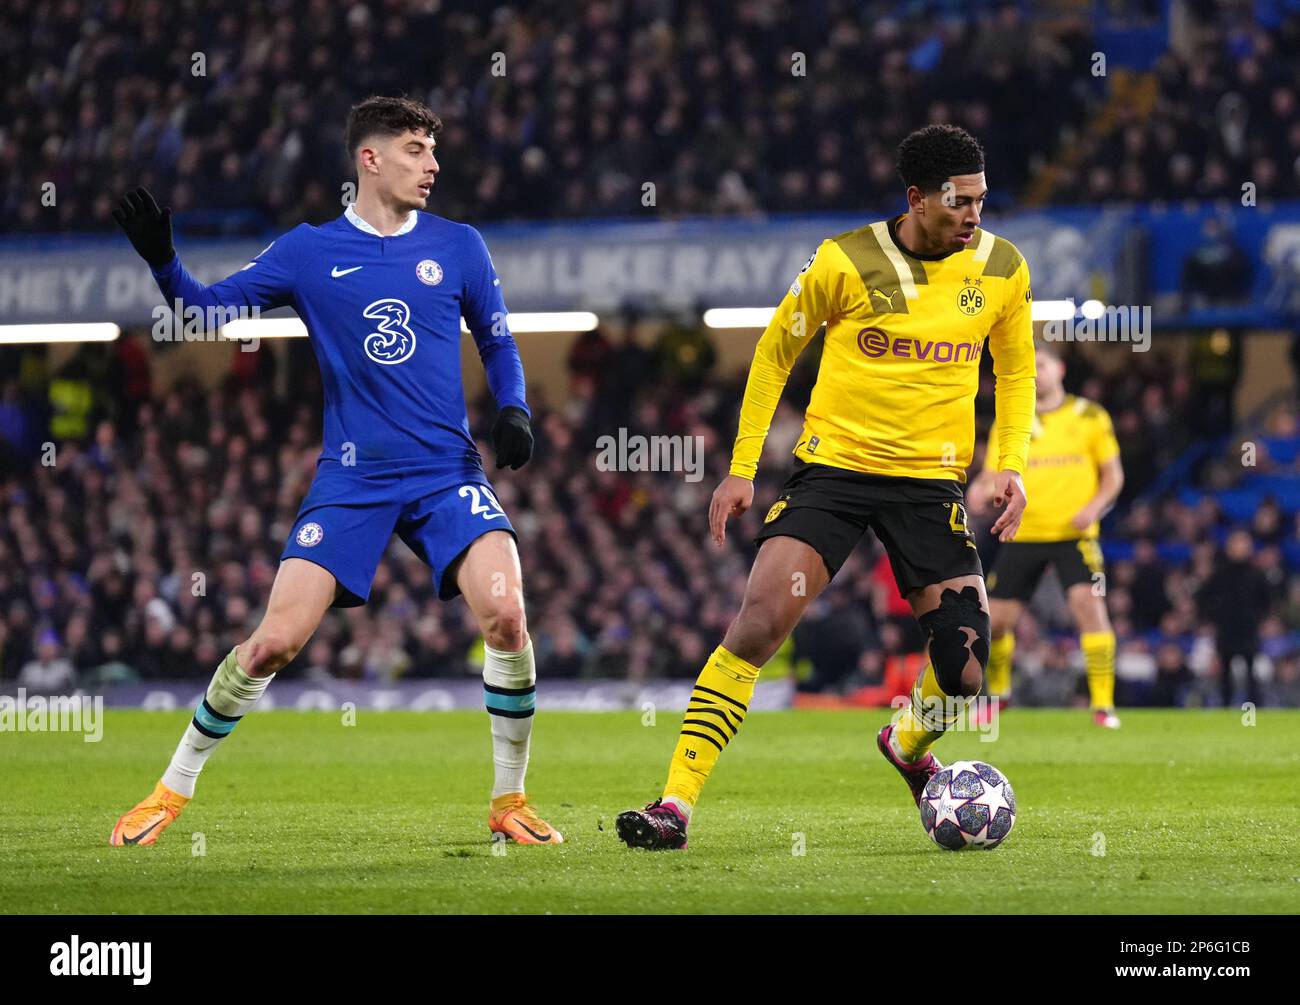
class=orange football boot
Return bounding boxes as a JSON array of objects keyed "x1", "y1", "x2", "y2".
[
  {"x1": 488, "y1": 793, "x2": 563, "y2": 845},
  {"x1": 110, "y1": 781, "x2": 190, "y2": 846}
]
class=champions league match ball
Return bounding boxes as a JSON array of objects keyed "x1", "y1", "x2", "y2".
[{"x1": 919, "y1": 760, "x2": 1017, "y2": 851}]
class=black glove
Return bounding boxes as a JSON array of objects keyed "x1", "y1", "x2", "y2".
[
  {"x1": 112, "y1": 187, "x2": 175, "y2": 270},
  {"x1": 490, "y1": 406, "x2": 533, "y2": 470}
]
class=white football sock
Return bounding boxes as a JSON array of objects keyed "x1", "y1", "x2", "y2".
[
  {"x1": 661, "y1": 796, "x2": 693, "y2": 820},
  {"x1": 162, "y1": 648, "x2": 273, "y2": 798},
  {"x1": 482, "y1": 640, "x2": 536, "y2": 799}
]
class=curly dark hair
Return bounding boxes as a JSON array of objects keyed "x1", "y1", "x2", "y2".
[
  {"x1": 344, "y1": 95, "x2": 443, "y2": 159},
  {"x1": 896, "y1": 125, "x2": 985, "y2": 194}
]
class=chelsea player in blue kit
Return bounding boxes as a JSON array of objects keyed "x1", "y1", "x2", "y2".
[{"x1": 109, "y1": 97, "x2": 562, "y2": 847}]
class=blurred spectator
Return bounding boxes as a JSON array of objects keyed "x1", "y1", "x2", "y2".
[
  {"x1": 792, "y1": 589, "x2": 877, "y2": 693},
  {"x1": 1197, "y1": 528, "x2": 1273, "y2": 706},
  {"x1": 1150, "y1": 642, "x2": 1193, "y2": 707},
  {"x1": 18, "y1": 629, "x2": 77, "y2": 693},
  {"x1": 1181, "y1": 218, "x2": 1252, "y2": 308}
]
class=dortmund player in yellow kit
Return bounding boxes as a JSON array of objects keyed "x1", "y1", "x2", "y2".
[
  {"x1": 971, "y1": 342, "x2": 1125, "y2": 727},
  {"x1": 617, "y1": 125, "x2": 1036, "y2": 850}
]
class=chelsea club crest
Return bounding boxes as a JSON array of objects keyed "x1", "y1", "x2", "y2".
[{"x1": 416, "y1": 259, "x2": 443, "y2": 286}]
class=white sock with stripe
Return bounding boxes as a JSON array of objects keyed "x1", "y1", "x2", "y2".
[
  {"x1": 162, "y1": 648, "x2": 273, "y2": 798},
  {"x1": 483, "y1": 641, "x2": 536, "y2": 799}
]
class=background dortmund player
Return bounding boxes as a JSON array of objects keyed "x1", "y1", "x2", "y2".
[
  {"x1": 971, "y1": 341, "x2": 1125, "y2": 727},
  {"x1": 617, "y1": 126, "x2": 1036, "y2": 850},
  {"x1": 108, "y1": 97, "x2": 563, "y2": 848}
]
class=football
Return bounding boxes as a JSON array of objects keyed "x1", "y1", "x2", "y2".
[{"x1": 919, "y1": 760, "x2": 1017, "y2": 851}]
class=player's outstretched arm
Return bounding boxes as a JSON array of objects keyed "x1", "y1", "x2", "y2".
[{"x1": 113, "y1": 186, "x2": 304, "y2": 334}]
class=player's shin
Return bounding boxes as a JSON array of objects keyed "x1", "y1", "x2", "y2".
[
  {"x1": 662, "y1": 645, "x2": 759, "y2": 817},
  {"x1": 1081, "y1": 630, "x2": 1117, "y2": 710},
  {"x1": 161, "y1": 648, "x2": 275, "y2": 798},
  {"x1": 893, "y1": 586, "x2": 990, "y2": 761},
  {"x1": 483, "y1": 640, "x2": 535, "y2": 798},
  {"x1": 892, "y1": 661, "x2": 971, "y2": 762}
]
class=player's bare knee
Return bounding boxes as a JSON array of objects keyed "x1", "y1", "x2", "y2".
[
  {"x1": 920, "y1": 586, "x2": 990, "y2": 698},
  {"x1": 726, "y1": 600, "x2": 793, "y2": 665},
  {"x1": 240, "y1": 632, "x2": 301, "y2": 677},
  {"x1": 479, "y1": 601, "x2": 527, "y2": 651}
]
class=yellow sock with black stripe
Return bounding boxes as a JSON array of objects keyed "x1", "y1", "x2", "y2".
[
  {"x1": 1081, "y1": 630, "x2": 1117, "y2": 710},
  {"x1": 986, "y1": 633, "x2": 1014, "y2": 699},
  {"x1": 893, "y1": 662, "x2": 967, "y2": 762},
  {"x1": 663, "y1": 645, "x2": 759, "y2": 813}
]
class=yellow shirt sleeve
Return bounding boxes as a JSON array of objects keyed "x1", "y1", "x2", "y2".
[
  {"x1": 1091, "y1": 406, "x2": 1120, "y2": 466},
  {"x1": 730, "y1": 241, "x2": 845, "y2": 479},
  {"x1": 986, "y1": 255, "x2": 1035, "y2": 475},
  {"x1": 984, "y1": 418, "x2": 1001, "y2": 472}
]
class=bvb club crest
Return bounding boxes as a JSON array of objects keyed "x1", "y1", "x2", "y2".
[
  {"x1": 764, "y1": 499, "x2": 788, "y2": 523},
  {"x1": 957, "y1": 278, "x2": 985, "y2": 316}
]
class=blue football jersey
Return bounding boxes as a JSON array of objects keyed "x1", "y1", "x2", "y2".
[{"x1": 151, "y1": 205, "x2": 527, "y2": 480}]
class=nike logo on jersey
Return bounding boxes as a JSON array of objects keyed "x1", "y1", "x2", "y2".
[{"x1": 331, "y1": 266, "x2": 364, "y2": 277}]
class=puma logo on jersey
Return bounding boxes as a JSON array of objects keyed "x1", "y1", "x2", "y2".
[
  {"x1": 331, "y1": 265, "x2": 363, "y2": 277},
  {"x1": 870, "y1": 288, "x2": 902, "y2": 308}
]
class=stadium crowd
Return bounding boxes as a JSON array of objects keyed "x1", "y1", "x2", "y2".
[
  {"x1": 5, "y1": 0, "x2": 1298, "y2": 234},
  {"x1": 2, "y1": 326, "x2": 1298, "y2": 707},
  {"x1": 1053, "y1": 0, "x2": 1300, "y2": 203}
]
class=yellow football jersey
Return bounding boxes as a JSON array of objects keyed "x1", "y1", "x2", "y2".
[
  {"x1": 986, "y1": 395, "x2": 1120, "y2": 541},
  {"x1": 731, "y1": 215, "x2": 1035, "y2": 483}
]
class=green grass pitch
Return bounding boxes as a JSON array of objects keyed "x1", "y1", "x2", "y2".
[{"x1": 2, "y1": 708, "x2": 1299, "y2": 914}]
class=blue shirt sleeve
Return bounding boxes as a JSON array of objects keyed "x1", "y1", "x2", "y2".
[
  {"x1": 151, "y1": 226, "x2": 308, "y2": 319},
  {"x1": 461, "y1": 225, "x2": 528, "y2": 415}
]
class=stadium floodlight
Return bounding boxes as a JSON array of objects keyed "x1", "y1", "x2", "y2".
[
  {"x1": 1080, "y1": 299, "x2": 1106, "y2": 319},
  {"x1": 702, "y1": 308, "x2": 776, "y2": 329},
  {"x1": 219, "y1": 317, "x2": 308, "y2": 340},
  {"x1": 0, "y1": 323, "x2": 121, "y2": 344},
  {"x1": 1030, "y1": 300, "x2": 1078, "y2": 322},
  {"x1": 493, "y1": 312, "x2": 600, "y2": 333},
  {"x1": 219, "y1": 314, "x2": 600, "y2": 340}
]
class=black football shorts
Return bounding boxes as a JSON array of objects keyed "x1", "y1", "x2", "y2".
[
  {"x1": 986, "y1": 539, "x2": 1105, "y2": 602},
  {"x1": 753, "y1": 459, "x2": 982, "y2": 597}
]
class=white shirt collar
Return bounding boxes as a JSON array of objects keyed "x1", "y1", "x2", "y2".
[{"x1": 345, "y1": 203, "x2": 418, "y2": 237}]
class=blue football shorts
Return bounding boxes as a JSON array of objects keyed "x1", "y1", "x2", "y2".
[{"x1": 280, "y1": 460, "x2": 516, "y2": 606}]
